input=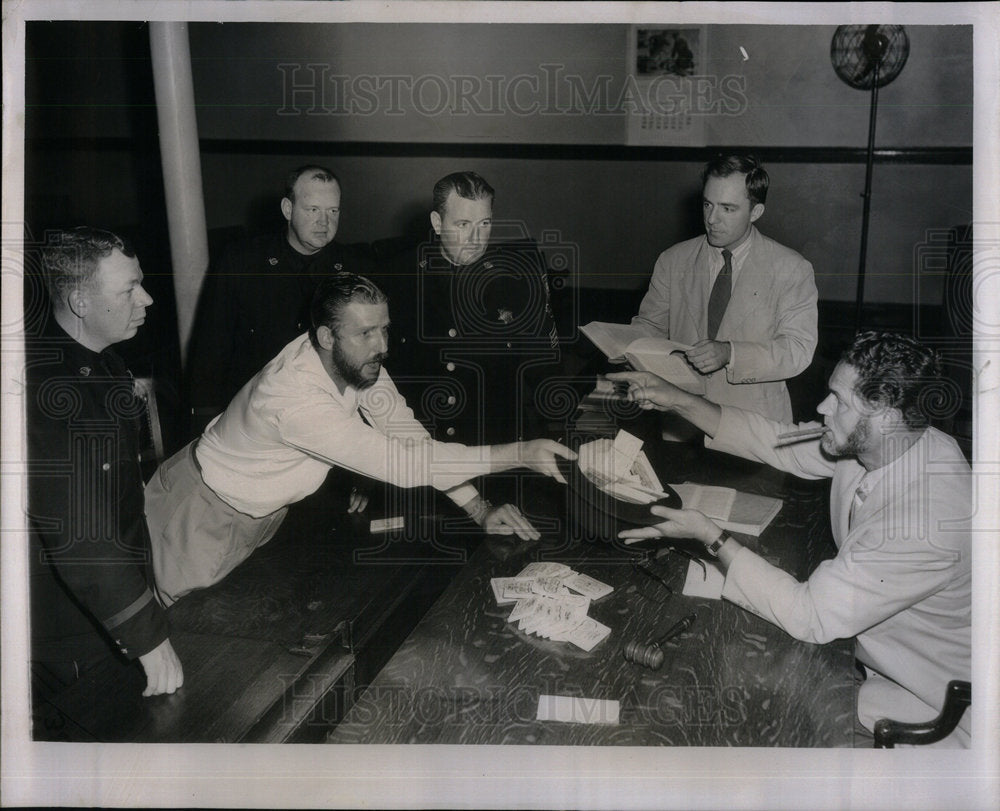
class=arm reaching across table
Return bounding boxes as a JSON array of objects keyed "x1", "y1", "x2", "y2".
[{"x1": 606, "y1": 370, "x2": 722, "y2": 437}]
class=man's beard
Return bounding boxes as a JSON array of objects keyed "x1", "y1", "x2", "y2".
[
  {"x1": 821, "y1": 417, "x2": 871, "y2": 458},
  {"x1": 331, "y1": 343, "x2": 387, "y2": 390}
]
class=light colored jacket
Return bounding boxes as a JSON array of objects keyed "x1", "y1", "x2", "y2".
[
  {"x1": 708, "y1": 408, "x2": 972, "y2": 746},
  {"x1": 633, "y1": 228, "x2": 818, "y2": 421}
]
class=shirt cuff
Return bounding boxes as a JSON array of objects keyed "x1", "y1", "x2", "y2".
[
  {"x1": 104, "y1": 588, "x2": 154, "y2": 631},
  {"x1": 446, "y1": 483, "x2": 480, "y2": 508}
]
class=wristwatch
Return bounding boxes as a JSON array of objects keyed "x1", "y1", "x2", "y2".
[
  {"x1": 705, "y1": 530, "x2": 729, "y2": 557},
  {"x1": 468, "y1": 498, "x2": 494, "y2": 525}
]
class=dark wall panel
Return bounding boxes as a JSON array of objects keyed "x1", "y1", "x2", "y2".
[{"x1": 198, "y1": 149, "x2": 972, "y2": 304}]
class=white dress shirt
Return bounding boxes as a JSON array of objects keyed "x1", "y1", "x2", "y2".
[{"x1": 197, "y1": 334, "x2": 484, "y2": 517}]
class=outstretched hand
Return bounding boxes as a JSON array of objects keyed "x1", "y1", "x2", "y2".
[
  {"x1": 520, "y1": 439, "x2": 577, "y2": 484},
  {"x1": 604, "y1": 371, "x2": 688, "y2": 412},
  {"x1": 618, "y1": 505, "x2": 721, "y2": 545}
]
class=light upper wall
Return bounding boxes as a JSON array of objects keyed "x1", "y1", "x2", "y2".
[{"x1": 188, "y1": 23, "x2": 972, "y2": 148}]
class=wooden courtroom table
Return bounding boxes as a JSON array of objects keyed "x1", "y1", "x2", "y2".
[
  {"x1": 327, "y1": 426, "x2": 857, "y2": 747},
  {"x1": 33, "y1": 478, "x2": 474, "y2": 744}
]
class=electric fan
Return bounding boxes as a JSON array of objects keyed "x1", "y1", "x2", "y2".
[{"x1": 830, "y1": 25, "x2": 910, "y2": 332}]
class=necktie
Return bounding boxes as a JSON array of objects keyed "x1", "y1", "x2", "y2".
[{"x1": 707, "y1": 248, "x2": 732, "y2": 340}]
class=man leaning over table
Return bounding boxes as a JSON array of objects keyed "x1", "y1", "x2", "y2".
[
  {"x1": 609, "y1": 331, "x2": 971, "y2": 747},
  {"x1": 145, "y1": 272, "x2": 575, "y2": 606},
  {"x1": 631, "y1": 154, "x2": 817, "y2": 422}
]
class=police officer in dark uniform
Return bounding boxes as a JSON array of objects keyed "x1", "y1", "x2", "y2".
[
  {"x1": 375, "y1": 172, "x2": 564, "y2": 535},
  {"x1": 186, "y1": 165, "x2": 375, "y2": 431},
  {"x1": 27, "y1": 228, "x2": 183, "y2": 716},
  {"x1": 379, "y1": 171, "x2": 561, "y2": 448}
]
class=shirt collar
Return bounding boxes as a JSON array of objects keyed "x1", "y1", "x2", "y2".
[
  {"x1": 431, "y1": 239, "x2": 495, "y2": 271},
  {"x1": 862, "y1": 426, "x2": 932, "y2": 492},
  {"x1": 712, "y1": 225, "x2": 756, "y2": 264},
  {"x1": 40, "y1": 314, "x2": 121, "y2": 375}
]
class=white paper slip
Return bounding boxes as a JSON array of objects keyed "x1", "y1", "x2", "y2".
[
  {"x1": 531, "y1": 576, "x2": 569, "y2": 597},
  {"x1": 563, "y1": 572, "x2": 614, "y2": 600},
  {"x1": 369, "y1": 516, "x2": 405, "y2": 534},
  {"x1": 491, "y1": 577, "x2": 534, "y2": 605},
  {"x1": 566, "y1": 617, "x2": 612, "y2": 651},
  {"x1": 537, "y1": 694, "x2": 620, "y2": 725},
  {"x1": 631, "y1": 450, "x2": 665, "y2": 493},
  {"x1": 508, "y1": 596, "x2": 538, "y2": 623},
  {"x1": 516, "y1": 561, "x2": 573, "y2": 579},
  {"x1": 612, "y1": 429, "x2": 644, "y2": 479},
  {"x1": 682, "y1": 558, "x2": 725, "y2": 599},
  {"x1": 500, "y1": 577, "x2": 538, "y2": 601},
  {"x1": 490, "y1": 578, "x2": 512, "y2": 605}
]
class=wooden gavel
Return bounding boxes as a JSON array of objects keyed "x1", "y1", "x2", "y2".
[{"x1": 622, "y1": 612, "x2": 697, "y2": 670}]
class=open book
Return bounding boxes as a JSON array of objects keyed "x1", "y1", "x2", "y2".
[
  {"x1": 671, "y1": 483, "x2": 783, "y2": 537},
  {"x1": 580, "y1": 321, "x2": 707, "y2": 396}
]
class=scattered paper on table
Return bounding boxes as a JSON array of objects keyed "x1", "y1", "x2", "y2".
[
  {"x1": 564, "y1": 616, "x2": 611, "y2": 651},
  {"x1": 369, "y1": 516, "x2": 404, "y2": 534},
  {"x1": 562, "y1": 571, "x2": 614, "y2": 600},
  {"x1": 494, "y1": 564, "x2": 610, "y2": 649},
  {"x1": 537, "y1": 694, "x2": 620, "y2": 725},
  {"x1": 682, "y1": 558, "x2": 725, "y2": 599},
  {"x1": 516, "y1": 561, "x2": 573, "y2": 579}
]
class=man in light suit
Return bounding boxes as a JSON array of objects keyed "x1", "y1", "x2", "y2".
[
  {"x1": 610, "y1": 331, "x2": 971, "y2": 747},
  {"x1": 631, "y1": 154, "x2": 817, "y2": 422}
]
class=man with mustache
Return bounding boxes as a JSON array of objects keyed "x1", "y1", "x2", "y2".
[
  {"x1": 145, "y1": 273, "x2": 575, "y2": 606},
  {"x1": 609, "y1": 331, "x2": 971, "y2": 747},
  {"x1": 187, "y1": 165, "x2": 375, "y2": 430},
  {"x1": 631, "y1": 154, "x2": 818, "y2": 424}
]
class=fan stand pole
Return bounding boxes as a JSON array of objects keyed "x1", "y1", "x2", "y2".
[{"x1": 854, "y1": 58, "x2": 882, "y2": 334}]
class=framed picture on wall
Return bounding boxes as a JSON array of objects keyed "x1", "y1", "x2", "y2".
[{"x1": 626, "y1": 25, "x2": 707, "y2": 145}]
